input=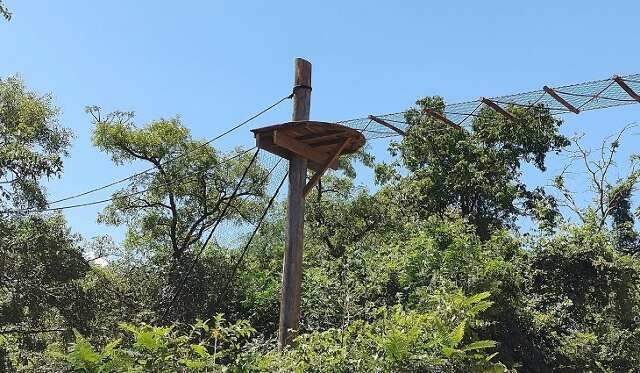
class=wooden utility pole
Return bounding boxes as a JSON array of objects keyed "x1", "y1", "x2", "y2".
[
  {"x1": 252, "y1": 59, "x2": 362, "y2": 350},
  {"x1": 278, "y1": 58, "x2": 311, "y2": 350}
]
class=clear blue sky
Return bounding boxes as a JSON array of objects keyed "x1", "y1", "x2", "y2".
[{"x1": 2, "y1": 1, "x2": 639, "y2": 240}]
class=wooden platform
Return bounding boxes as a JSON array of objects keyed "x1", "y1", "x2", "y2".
[{"x1": 251, "y1": 121, "x2": 366, "y2": 172}]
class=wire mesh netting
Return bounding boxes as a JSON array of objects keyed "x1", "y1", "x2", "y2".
[
  {"x1": 339, "y1": 73, "x2": 640, "y2": 138},
  {"x1": 209, "y1": 150, "x2": 287, "y2": 250}
]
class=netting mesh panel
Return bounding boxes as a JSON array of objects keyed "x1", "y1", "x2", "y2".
[
  {"x1": 340, "y1": 74, "x2": 640, "y2": 137},
  {"x1": 338, "y1": 117, "x2": 404, "y2": 139},
  {"x1": 210, "y1": 151, "x2": 287, "y2": 250}
]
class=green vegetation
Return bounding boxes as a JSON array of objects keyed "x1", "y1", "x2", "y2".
[
  {"x1": 2, "y1": 76, "x2": 640, "y2": 372},
  {"x1": 0, "y1": 1, "x2": 10, "y2": 21}
]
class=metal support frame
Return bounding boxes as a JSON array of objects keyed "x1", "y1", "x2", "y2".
[
  {"x1": 613, "y1": 75, "x2": 640, "y2": 103},
  {"x1": 368, "y1": 115, "x2": 406, "y2": 136},
  {"x1": 543, "y1": 86, "x2": 580, "y2": 114},
  {"x1": 422, "y1": 108, "x2": 462, "y2": 130},
  {"x1": 480, "y1": 97, "x2": 515, "y2": 121},
  {"x1": 302, "y1": 138, "x2": 351, "y2": 197}
]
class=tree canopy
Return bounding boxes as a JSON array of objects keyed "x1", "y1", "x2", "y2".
[
  {"x1": 0, "y1": 76, "x2": 71, "y2": 211},
  {"x1": 2, "y1": 76, "x2": 640, "y2": 372}
]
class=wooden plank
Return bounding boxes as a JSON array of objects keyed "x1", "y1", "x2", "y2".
[
  {"x1": 480, "y1": 97, "x2": 516, "y2": 121},
  {"x1": 273, "y1": 130, "x2": 337, "y2": 169},
  {"x1": 423, "y1": 108, "x2": 462, "y2": 130},
  {"x1": 252, "y1": 122, "x2": 365, "y2": 153},
  {"x1": 252, "y1": 121, "x2": 340, "y2": 135},
  {"x1": 368, "y1": 115, "x2": 406, "y2": 136},
  {"x1": 543, "y1": 86, "x2": 580, "y2": 114},
  {"x1": 279, "y1": 58, "x2": 310, "y2": 351},
  {"x1": 305, "y1": 137, "x2": 346, "y2": 147},
  {"x1": 303, "y1": 139, "x2": 350, "y2": 197},
  {"x1": 255, "y1": 133, "x2": 332, "y2": 172},
  {"x1": 296, "y1": 129, "x2": 343, "y2": 141},
  {"x1": 613, "y1": 75, "x2": 640, "y2": 103}
]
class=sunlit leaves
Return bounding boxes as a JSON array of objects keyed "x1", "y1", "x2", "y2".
[
  {"x1": 384, "y1": 96, "x2": 569, "y2": 238},
  {"x1": 0, "y1": 76, "x2": 71, "y2": 210}
]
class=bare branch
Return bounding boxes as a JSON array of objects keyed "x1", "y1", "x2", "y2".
[{"x1": 551, "y1": 123, "x2": 639, "y2": 229}]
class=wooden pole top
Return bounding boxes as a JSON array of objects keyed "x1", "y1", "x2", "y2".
[{"x1": 292, "y1": 58, "x2": 312, "y2": 121}]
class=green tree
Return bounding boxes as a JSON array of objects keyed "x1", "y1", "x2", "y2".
[
  {"x1": 0, "y1": 76, "x2": 72, "y2": 211},
  {"x1": 0, "y1": 75, "x2": 77, "y2": 330},
  {"x1": 88, "y1": 107, "x2": 269, "y2": 261},
  {"x1": 519, "y1": 219, "x2": 640, "y2": 371},
  {"x1": 88, "y1": 107, "x2": 275, "y2": 324},
  {"x1": 379, "y1": 97, "x2": 569, "y2": 239},
  {"x1": 0, "y1": 76, "x2": 85, "y2": 371},
  {"x1": 0, "y1": 215, "x2": 90, "y2": 329},
  {"x1": 552, "y1": 125, "x2": 640, "y2": 254}
]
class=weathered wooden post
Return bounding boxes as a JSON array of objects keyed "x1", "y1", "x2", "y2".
[
  {"x1": 250, "y1": 58, "x2": 365, "y2": 350},
  {"x1": 279, "y1": 58, "x2": 311, "y2": 349}
]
